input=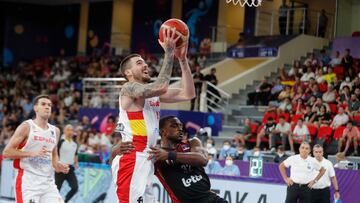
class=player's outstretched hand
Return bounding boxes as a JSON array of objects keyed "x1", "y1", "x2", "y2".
[
  {"x1": 158, "y1": 27, "x2": 181, "y2": 53},
  {"x1": 148, "y1": 146, "x2": 169, "y2": 161},
  {"x1": 54, "y1": 162, "x2": 70, "y2": 174}
]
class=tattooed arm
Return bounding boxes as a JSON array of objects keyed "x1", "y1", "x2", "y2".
[
  {"x1": 160, "y1": 42, "x2": 196, "y2": 103},
  {"x1": 120, "y1": 27, "x2": 180, "y2": 99}
]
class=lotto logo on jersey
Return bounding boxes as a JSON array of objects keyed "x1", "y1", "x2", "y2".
[{"x1": 181, "y1": 175, "x2": 203, "y2": 187}]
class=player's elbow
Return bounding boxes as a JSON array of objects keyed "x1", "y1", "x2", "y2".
[{"x1": 2, "y1": 147, "x2": 12, "y2": 159}]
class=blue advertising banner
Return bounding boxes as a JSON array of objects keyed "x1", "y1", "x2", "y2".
[{"x1": 227, "y1": 47, "x2": 278, "y2": 58}]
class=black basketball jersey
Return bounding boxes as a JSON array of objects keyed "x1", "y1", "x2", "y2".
[{"x1": 154, "y1": 140, "x2": 211, "y2": 203}]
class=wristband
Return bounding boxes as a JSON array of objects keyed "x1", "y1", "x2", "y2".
[
  {"x1": 335, "y1": 189, "x2": 339, "y2": 192},
  {"x1": 168, "y1": 151, "x2": 177, "y2": 162}
]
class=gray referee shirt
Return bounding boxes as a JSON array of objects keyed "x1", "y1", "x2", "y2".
[{"x1": 58, "y1": 138, "x2": 78, "y2": 165}]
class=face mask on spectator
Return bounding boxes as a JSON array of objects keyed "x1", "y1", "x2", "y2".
[
  {"x1": 208, "y1": 159, "x2": 213, "y2": 164},
  {"x1": 346, "y1": 77, "x2": 350, "y2": 82},
  {"x1": 323, "y1": 67, "x2": 327, "y2": 72},
  {"x1": 253, "y1": 151, "x2": 260, "y2": 156},
  {"x1": 223, "y1": 144, "x2": 230, "y2": 150},
  {"x1": 225, "y1": 160, "x2": 233, "y2": 166},
  {"x1": 206, "y1": 143, "x2": 213, "y2": 148}
]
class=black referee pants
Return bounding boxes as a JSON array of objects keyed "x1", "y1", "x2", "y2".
[
  {"x1": 311, "y1": 187, "x2": 330, "y2": 203},
  {"x1": 55, "y1": 165, "x2": 78, "y2": 203},
  {"x1": 285, "y1": 183, "x2": 311, "y2": 203}
]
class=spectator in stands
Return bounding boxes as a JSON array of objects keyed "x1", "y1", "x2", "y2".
[
  {"x1": 337, "y1": 85, "x2": 351, "y2": 104},
  {"x1": 300, "y1": 67, "x2": 315, "y2": 83},
  {"x1": 205, "y1": 137, "x2": 217, "y2": 156},
  {"x1": 274, "y1": 145, "x2": 289, "y2": 163},
  {"x1": 277, "y1": 85, "x2": 293, "y2": 101},
  {"x1": 329, "y1": 51, "x2": 342, "y2": 67},
  {"x1": 340, "y1": 77, "x2": 353, "y2": 91},
  {"x1": 304, "y1": 53, "x2": 318, "y2": 67},
  {"x1": 277, "y1": 97, "x2": 292, "y2": 115},
  {"x1": 352, "y1": 76, "x2": 360, "y2": 90},
  {"x1": 323, "y1": 67, "x2": 337, "y2": 85},
  {"x1": 197, "y1": 54, "x2": 207, "y2": 68},
  {"x1": 310, "y1": 84, "x2": 323, "y2": 98},
  {"x1": 191, "y1": 65, "x2": 204, "y2": 111},
  {"x1": 291, "y1": 87, "x2": 305, "y2": 104},
  {"x1": 322, "y1": 84, "x2": 336, "y2": 103},
  {"x1": 312, "y1": 98, "x2": 330, "y2": 114},
  {"x1": 247, "y1": 79, "x2": 272, "y2": 105},
  {"x1": 76, "y1": 129, "x2": 90, "y2": 153},
  {"x1": 252, "y1": 146, "x2": 263, "y2": 157},
  {"x1": 331, "y1": 106, "x2": 349, "y2": 129},
  {"x1": 270, "y1": 77, "x2": 284, "y2": 100},
  {"x1": 278, "y1": 0, "x2": 289, "y2": 35},
  {"x1": 273, "y1": 116, "x2": 294, "y2": 152},
  {"x1": 338, "y1": 121, "x2": 359, "y2": 155},
  {"x1": 303, "y1": 105, "x2": 315, "y2": 124},
  {"x1": 281, "y1": 60, "x2": 302, "y2": 80},
  {"x1": 319, "y1": 48, "x2": 331, "y2": 65},
  {"x1": 205, "y1": 153, "x2": 222, "y2": 175},
  {"x1": 80, "y1": 116, "x2": 92, "y2": 131},
  {"x1": 315, "y1": 68, "x2": 325, "y2": 84},
  {"x1": 334, "y1": 152, "x2": 351, "y2": 169},
  {"x1": 313, "y1": 105, "x2": 332, "y2": 128},
  {"x1": 233, "y1": 118, "x2": 252, "y2": 145},
  {"x1": 293, "y1": 118, "x2": 310, "y2": 144},
  {"x1": 235, "y1": 143, "x2": 252, "y2": 161},
  {"x1": 306, "y1": 95, "x2": 317, "y2": 107},
  {"x1": 341, "y1": 48, "x2": 354, "y2": 77},
  {"x1": 346, "y1": 94, "x2": 360, "y2": 116},
  {"x1": 205, "y1": 68, "x2": 221, "y2": 111},
  {"x1": 219, "y1": 140, "x2": 237, "y2": 160},
  {"x1": 256, "y1": 117, "x2": 276, "y2": 149},
  {"x1": 317, "y1": 10, "x2": 328, "y2": 38},
  {"x1": 221, "y1": 156, "x2": 240, "y2": 176}
]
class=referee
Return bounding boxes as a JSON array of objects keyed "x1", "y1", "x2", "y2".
[
  {"x1": 279, "y1": 142, "x2": 325, "y2": 203},
  {"x1": 311, "y1": 144, "x2": 340, "y2": 203},
  {"x1": 55, "y1": 124, "x2": 79, "y2": 203}
]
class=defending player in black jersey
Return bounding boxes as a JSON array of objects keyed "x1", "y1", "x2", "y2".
[{"x1": 148, "y1": 115, "x2": 227, "y2": 203}]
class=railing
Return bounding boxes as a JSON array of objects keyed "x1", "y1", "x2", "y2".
[
  {"x1": 200, "y1": 81, "x2": 231, "y2": 122},
  {"x1": 255, "y1": 8, "x2": 335, "y2": 40},
  {"x1": 83, "y1": 78, "x2": 231, "y2": 117}
]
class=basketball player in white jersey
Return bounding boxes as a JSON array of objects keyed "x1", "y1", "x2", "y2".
[
  {"x1": 3, "y1": 95, "x2": 70, "y2": 203},
  {"x1": 111, "y1": 26, "x2": 195, "y2": 203}
]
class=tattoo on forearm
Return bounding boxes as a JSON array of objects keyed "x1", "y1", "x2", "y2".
[{"x1": 120, "y1": 50, "x2": 175, "y2": 98}]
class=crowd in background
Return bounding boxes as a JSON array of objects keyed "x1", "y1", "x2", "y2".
[{"x1": 0, "y1": 48, "x2": 208, "y2": 161}]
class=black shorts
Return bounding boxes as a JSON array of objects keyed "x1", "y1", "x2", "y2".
[{"x1": 191, "y1": 192, "x2": 228, "y2": 203}]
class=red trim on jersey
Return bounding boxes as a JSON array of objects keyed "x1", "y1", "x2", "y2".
[
  {"x1": 116, "y1": 153, "x2": 136, "y2": 203},
  {"x1": 127, "y1": 111, "x2": 144, "y2": 120},
  {"x1": 13, "y1": 140, "x2": 27, "y2": 169},
  {"x1": 155, "y1": 169, "x2": 180, "y2": 203},
  {"x1": 133, "y1": 136, "x2": 147, "y2": 152},
  {"x1": 15, "y1": 169, "x2": 24, "y2": 203}
]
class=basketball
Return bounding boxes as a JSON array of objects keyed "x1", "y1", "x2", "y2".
[{"x1": 159, "y1": 18, "x2": 189, "y2": 48}]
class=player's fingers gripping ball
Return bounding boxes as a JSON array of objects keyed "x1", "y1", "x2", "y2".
[{"x1": 159, "y1": 18, "x2": 189, "y2": 48}]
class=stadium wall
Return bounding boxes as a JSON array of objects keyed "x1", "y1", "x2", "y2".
[{"x1": 219, "y1": 34, "x2": 329, "y2": 95}]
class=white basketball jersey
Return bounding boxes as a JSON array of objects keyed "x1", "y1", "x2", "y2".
[
  {"x1": 117, "y1": 96, "x2": 160, "y2": 152},
  {"x1": 14, "y1": 119, "x2": 57, "y2": 177}
]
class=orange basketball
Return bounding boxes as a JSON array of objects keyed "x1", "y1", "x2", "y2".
[{"x1": 159, "y1": 18, "x2": 189, "y2": 48}]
